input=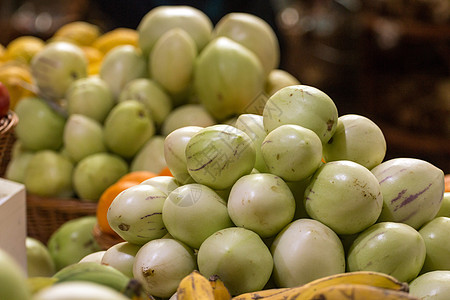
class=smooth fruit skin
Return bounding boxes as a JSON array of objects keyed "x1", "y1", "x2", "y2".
[
  {"x1": 227, "y1": 173, "x2": 296, "y2": 238},
  {"x1": 193, "y1": 37, "x2": 265, "y2": 121},
  {"x1": 26, "y1": 237, "x2": 56, "y2": 277},
  {"x1": 436, "y1": 192, "x2": 450, "y2": 217},
  {"x1": 0, "y1": 248, "x2": 31, "y2": 300},
  {"x1": 263, "y1": 84, "x2": 338, "y2": 144},
  {"x1": 271, "y1": 218, "x2": 345, "y2": 288},
  {"x1": 323, "y1": 114, "x2": 387, "y2": 170},
  {"x1": 347, "y1": 222, "x2": 426, "y2": 283},
  {"x1": 47, "y1": 216, "x2": 101, "y2": 271},
  {"x1": 101, "y1": 241, "x2": 141, "y2": 278},
  {"x1": 162, "y1": 183, "x2": 233, "y2": 249},
  {"x1": 409, "y1": 270, "x2": 450, "y2": 300},
  {"x1": 14, "y1": 97, "x2": 66, "y2": 151},
  {"x1": 161, "y1": 104, "x2": 216, "y2": 136},
  {"x1": 213, "y1": 12, "x2": 280, "y2": 75},
  {"x1": 261, "y1": 124, "x2": 323, "y2": 182},
  {"x1": 304, "y1": 160, "x2": 383, "y2": 235},
  {"x1": 371, "y1": 158, "x2": 445, "y2": 229},
  {"x1": 32, "y1": 281, "x2": 130, "y2": 300},
  {"x1": 30, "y1": 41, "x2": 87, "y2": 101},
  {"x1": 419, "y1": 217, "x2": 450, "y2": 273},
  {"x1": 185, "y1": 124, "x2": 256, "y2": 190},
  {"x1": 107, "y1": 184, "x2": 167, "y2": 245},
  {"x1": 265, "y1": 69, "x2": 300, "y2": 97}
]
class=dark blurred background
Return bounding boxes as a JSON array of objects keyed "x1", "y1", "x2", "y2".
[{"x1": 1, "y1": 0, "x2": 449, "y2": 173}]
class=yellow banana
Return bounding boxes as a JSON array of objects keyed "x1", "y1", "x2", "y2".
[
  {"x1": 233, "y1": 271, "x2": 409, "y2": 300},
  {"x1": 309, "y1": 283, "x2": 419, "y2": 300},
  {"x1": 53, "y1": 21, "x2": 102, "y2": 46},
  {"x1": 92, "y1": 28, "x2": 139, "y2": 55},
  {"x1": 209, "y1": 275, "x2": 232, "y2": 300},
  {"x1": 177, "y1": 270, "x2": 215, "y2": 300}
]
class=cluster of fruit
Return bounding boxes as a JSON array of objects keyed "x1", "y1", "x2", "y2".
[
  {"x1": 3, "y1": 5, "x2": 300, "y2": 203},
  {"x1": 1, "y1": 4, "x2": 449, "y2": 300}
]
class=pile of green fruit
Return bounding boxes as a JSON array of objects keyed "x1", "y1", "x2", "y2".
[
  {"x1": 2, "y1": 4, "x2": 450, "y2": 300},
  {"x1": 4, "y1": 5, "x2": 300, "y2": 202}
]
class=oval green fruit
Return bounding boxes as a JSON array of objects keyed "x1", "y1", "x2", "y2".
[
  {"x1": 137, "y1": 5, "x2": 212, "y2": 56},
  {"x1": 185, "y1": 124, "x2": 256, "y2": 190},
  {"x1": 263, "y1": 85, "x2": 338, "y2": 144},
  {"x1": 104, "y1": 100, "x2": 155, "y2": 159},
  {"x1": 213, "y1": 12, "x2": 280, "y2": 75},
  {"x1": 265, "y1": 69, "x2": 300, "y2": 96},
  {"x1": 371, "y1": 158, "x2": 445, "y2": 229},
  {"x1": 26, "y1": 237, "x2": 56, "y2": 277},
  {"x1": 419, "y1": 216, "x2": 450, "y2": 273},
  {"x1": 0, "y1": 248, "x2": 31, "y2": 300},
  {"x1": 161, "y1": 104, "x2": 216, "y2": 136},
  {"x1": 347, "y1": 222, "x2": 426, "y2": 283},
  {"x1": 409, "y1": 270, "x2": 450, "y2": 300},
  {"x1": 304, "y1": 160, "x2": 383, "y2": 235},
  {"x1": 193, "y1": 37, "x2": 265, "y2": 121}
]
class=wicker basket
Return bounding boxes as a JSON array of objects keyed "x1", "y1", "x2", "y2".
[
  {"x1": 0, "y1": 111, "x2": 18, "y2": 177},
  {"x1": 26, "y1": 194, "x2": 98, "y2": 244},
  {"x1": 92, "y1": 223, "x2": 125, "y2": 250}
]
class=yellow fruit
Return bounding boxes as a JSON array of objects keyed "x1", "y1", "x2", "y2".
[
  {"x1": 53, "y1": 21, "x2": 102, "y2": 46},
  {"x1": 0, "y1": 62, "x2": 36, "y2": 109},
  {"x1": 209, "y1": 275, "x2": 232, "y2": 300},
  {"x1": 309, "y1": 283, "x2": 419, "y2": 300},
  {"x1": 177, "y1": 270, "x2": 215, "y2": 300},
  {"x1": 92, "y1": 28, "x2": 139, "y2": 55},
  {"x1": 81, "y1": 46, "x2": 103, "y2": 64},
  {"x1": 4, "y1": 36, "x2": 45, "y2": 64}
]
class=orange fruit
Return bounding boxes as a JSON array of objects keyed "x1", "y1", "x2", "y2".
[
  {"x1": 96, "y1": 180, "x2": 138, "y2": 235},
  {"x1": 117, "y1": 170, "x2": 158, "y2": 184},
  {"x1": 445, "y1": 174, "x2": 450, "y2": 193},
  {"x1": 159, "y1": 166, "x2": 173, "y2": 177}
]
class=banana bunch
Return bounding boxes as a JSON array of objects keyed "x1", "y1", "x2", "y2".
[
  {"x1": 92, "y1": 27, "x2": 139, "y2": 55},
  {"x1": 0, "y1": 61, "x2": 36, "y2": 109},
  {"x1": 177, "y1": 270, "x2": 232, "y2": 300},
  {"x1": 233, "y1": 271, "x2": 419, "y2": 300},
  {"x1": 28, "y1": 261, "x2": 152, "y2": 299}
]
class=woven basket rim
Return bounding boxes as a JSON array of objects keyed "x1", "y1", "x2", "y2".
[{"x1": 0, "y1": 111, "x2": 18, "y2": 135}]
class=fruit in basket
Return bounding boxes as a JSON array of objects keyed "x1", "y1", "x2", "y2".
[
  {"x1": 270, "y1": 218, "x2": 345, "y2": 288},
  {"x1": 107, "y1": 184, "x2": 167, "y2": 245},
  {"x1": 92, "y1": 27, "x2": 139, "y2": 55},
  {"x1": 99, "y1": 45, "x2": 147, "y2": 99},
  {"x1": 101, "y1": 241, "x2": 141, "y2": 278},
  {"x1": 72, "y1": 152, "x2": 128, "y2": 201},
  {"x1": 150, "y1": 28, "x2": 197, "y2": 97},
  {"x1": 161, "y1": 104, "x2": 216, "y2": 136},
  {"x1": 137, "y1": 5, "x2": 213, "y2": 56},
  {"x1": 104, "y1": 100, "x2": 155, "y2": 159},
  {"x1": 26, "y1": 237, "x2": 56, "y2": 277},
  {"x1": 197, "y1": 227, "x2": 273, "y2": 295},
  {"x1": 371, "y1": 158, "x2": 445, "y2": 229},
  {"x1": 130, "y1": 135, "x2": 167, "y2": 174},
  {"x1": 0, "y1": 248, "x2": 31, "y2": 300},
  {"x1": 47, "y1": 216, "x2": 101, "y2": 271},
  {"x1": 30, "y1": 41, "x2": 88, "y2": 101},
  {"x1": 118, "y1": 78, "x2": 172, "y2": 127},
  {"x1": 193, "y1": 37, "x2": 265, "y2": 120},
  {"x1": 347, "y1": 222, "x2": 426, "y2": 283},
  {"x1": 185, "y1": 124, "x2": 256, "y2": 190},
  {"x1": 323, "y1": 114, "x2": 387, "y2": 169},
  {"x1": 162, "y1": 183, "x2": 234, "y2": 249},
  {"x1": 63, "y1": 114, "x2": 106, "y2": 163},
  {"x1": 213, "y1": 12, "x2": 280, "y2": 75},
  {"x1": 304, "y1": 160, "x2": 383, "y2": 235},
  {"x1": 133, "y1": 238, "x2": 197, "y2": 298},
  {"x1": 66, "y1": 76, "x2": 115, "y2": 124},
  {"x1": 261, "y1": 124, "x2": 323, "y2": 182},
  {"x1": 263, "y1": 85, "x2": 338, "y2": 144},
  {"x1": 265, "y1": 69, "x2": 301, "y2": 97},
  {"x1": 0, "y1": 81, "x2": 10, "y2": 117},
  {"x1": 409, "y1": 270, "x2": 450, "y2": 300},
  {"x1": 227, "y1": 173, "x2": 295, "y2": 238},
  {"x1": 5, "y1": 149, "x2": 34, "y2": 183},
  {"x1": 14, "y1": 97, "x2": 66, "y2": 151},
  {"x1": 164, "y1": 126, "x2": 203, "y2": 184},
  {"x1": 418, "y1": 216, "x2": 450, "y2": 272},
  {"x1": 24, "y1": 150, "x2": 74, "y2": 197},
  {"x1": 4, "y1": 35, "x2": 45, "y2": 64}
]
